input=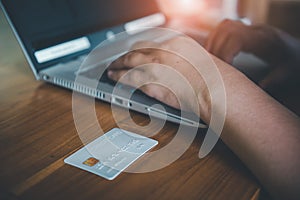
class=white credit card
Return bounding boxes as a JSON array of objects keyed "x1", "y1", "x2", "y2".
[{"x1": 64, "y1": 128, "x2": 158, "y2": 180}]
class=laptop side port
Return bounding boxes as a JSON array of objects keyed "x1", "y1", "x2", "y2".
[
  {"x1": 112, "y1": 96, "x2": 124, "y2": 106},
  {"x1": 128, "y1": 102, "x2": 132, "y2": 107}
]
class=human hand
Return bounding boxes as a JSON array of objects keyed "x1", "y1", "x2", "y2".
[
  {"x1": 205, "y1": 19, "x2": 291, "y2": 65},
  {"x1": 205, "y1": 19, "x2": 300, "y2": 91},
  {"x1": 107, "y1": 36, "x2": 217, "y2": 119}
]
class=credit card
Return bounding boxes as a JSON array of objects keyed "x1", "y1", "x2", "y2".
[{"x1": 64, "y1": 128, "x2": 158, "y2": 180}]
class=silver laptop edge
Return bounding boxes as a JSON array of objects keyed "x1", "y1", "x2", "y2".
[{"x1": 39, "y1": 70, "x2": 206, "y2": 128}]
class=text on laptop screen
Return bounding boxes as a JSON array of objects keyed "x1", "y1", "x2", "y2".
[{"x1": 1, "y1": 0, "x2": 160, "y2": 67}]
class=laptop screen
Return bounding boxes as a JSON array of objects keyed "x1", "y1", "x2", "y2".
[{"x1": 1, "y1": 0, "x2": 161, "y2": 70}]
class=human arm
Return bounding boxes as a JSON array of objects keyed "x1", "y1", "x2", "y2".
[
  {"x1": 212, "y1": 57, "x2": 300, "y2": 200},
  {"x1": 107, "y1": 36, "x2": 300, "y2": 199}
]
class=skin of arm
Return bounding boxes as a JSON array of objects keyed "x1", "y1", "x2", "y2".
[
  {"x1": 212, "y1": 57, "x2": 300, "y2": 200},
  {"x1": 107, "y1": 36, "x2": 300, "y2": 199}
]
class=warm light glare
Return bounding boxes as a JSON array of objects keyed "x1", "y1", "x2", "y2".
[
  {"x1": 177, "y1": 0, "x2": 201, "y2": 10},
  {"x1": 157, "y1": 0, "x2": 239, "y2": 28},
  {"x1": 157, "y1": 0, "x2": 205, "y2": 17}
]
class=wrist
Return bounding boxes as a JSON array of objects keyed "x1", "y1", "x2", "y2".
[{"x1": 196, "y1": 56, "x2": 247, "y2": 123}]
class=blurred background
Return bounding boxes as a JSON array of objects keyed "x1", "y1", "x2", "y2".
[
  {"x1": 156, "y1": 0, "x2": 300, "y2": 38},
  {"x1": 240, "y1": 0, "x2": 300, "y2": 38}
]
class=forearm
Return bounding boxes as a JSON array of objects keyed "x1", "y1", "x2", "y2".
[{"x1": 200, "y1": 57, "x2": 300, "y2": 199}]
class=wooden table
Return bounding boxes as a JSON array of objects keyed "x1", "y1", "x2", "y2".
[{"x1": 0, "y1": 9, "x2": 264, "y2": 200}]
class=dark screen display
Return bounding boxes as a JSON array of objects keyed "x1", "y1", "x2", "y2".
[{"x1": 2, "y1": 0, "x2": 159, "y2": 50}]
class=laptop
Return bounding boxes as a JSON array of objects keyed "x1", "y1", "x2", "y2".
[{"x1": 0, "y1": 0, "x2": 206, "y2": 128}]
